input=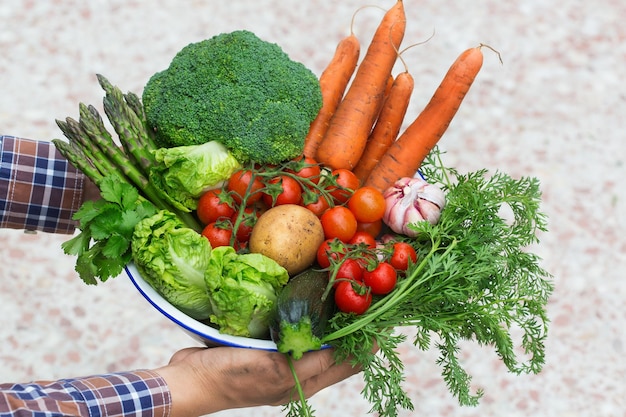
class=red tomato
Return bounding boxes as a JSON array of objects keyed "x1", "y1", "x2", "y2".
[
  {"x1": 348, "y1": 230, "x2": 377, "y2": 249},
  {"x1": 356, "y1": 219, "x2": 383, "y2": 238},
  {"x1": 362, "y1": 262, "x2": 397, "y2": 295},
  {"x1": 320, "y1": 206, "x2": 357, "y2": 242},
  {"x1": 304, "y1": 192, "x2": 330, "y2": 218},
  {"x1": 231, "y1": 207, "x2": 257, "y2": 243},
  {"x1": 327, "y1": 169, "x2": 359, "y2": 204},
  {"x1": 201, "y1": 222, "x2": 233, "y2": 248},
  {"x1": 262, "y1": 175, "x2": 302, "y2": 207},
  {"x1": 288, "y1": 155, "x2": 321, "y2": 185},
  {"x1": 334, "y1": 280, "x2": 372, "y2": 314},
  {"x1": 389, "y1": 241, "x2": 418, "y2": 271},
  {"x1": 196, "y1": 189, "x2": 236, "y2": 226},
  {"x1": 334, "y1": 258, "x2": 364, "y2": 287},
  {"x1": 316, "y1": 238, "x2": 346, "y2": 269},
  {"x1": 227, "y1": 169, "x2": 264, "y2": 205},
  {"x1": 348, "y1": 186, "x2": 386, "y2": 223}
]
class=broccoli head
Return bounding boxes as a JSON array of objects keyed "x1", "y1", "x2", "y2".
[{"x1": 142, "y1": 30, "x2": 322, "y2": 164}]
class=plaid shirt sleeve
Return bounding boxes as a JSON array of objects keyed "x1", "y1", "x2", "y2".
[
  {"x1": 0, "y1": 135, "x2": 85, "y2": 234},
  {"x1": 0, "y1": 370, "x2": 172, "y2": 417}
]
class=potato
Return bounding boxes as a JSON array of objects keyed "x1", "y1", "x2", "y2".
[{"x1": 249, "y1": 204, "x2": 324, "y2": 275}]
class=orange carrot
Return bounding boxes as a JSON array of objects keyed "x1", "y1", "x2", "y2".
[
  {"x1": 352, "y1": 70, "x2": 414, "y2": 184},
  {"x1": 365, "y1": 46, "x2": 484, "y2": 193},
  {"x1": 315, "y1": 0, "x2": 406, "y2": 170},
  {"x1": 303, "y1": 33, "x2": 361, "y2": 159},
  {"x1": 383, "y1": 74, "x2": 395, "y2": 100}
]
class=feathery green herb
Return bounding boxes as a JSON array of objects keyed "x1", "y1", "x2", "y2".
[{"x1": 316, "y1": 151, "x2": 553, "y2": 416}]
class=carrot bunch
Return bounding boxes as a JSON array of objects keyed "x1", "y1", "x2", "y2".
[{"x1": 306, "y1": 0, "x2": 487, "y2": 193}]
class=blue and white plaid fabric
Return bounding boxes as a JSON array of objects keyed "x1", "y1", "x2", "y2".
[
  {"x1": 0, "y1": 135, "x2": 84, "y2": 233},
  {"x1": 0, "y1": 370, "x2": 171, "y2": 417}
]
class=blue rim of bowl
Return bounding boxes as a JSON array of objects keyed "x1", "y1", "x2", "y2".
[{"x1": 125, "y1": 263, "x2": 278, "y2": 350}]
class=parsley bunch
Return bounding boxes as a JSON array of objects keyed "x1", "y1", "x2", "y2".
[
  {"x1": 318, "y1": 153, "x2": 553, "y2": 416},
  {"x1": 61, "y1": 176, "x2": 157, "y2": 285}
]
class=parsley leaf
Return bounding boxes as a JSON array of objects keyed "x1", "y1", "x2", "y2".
[{"x1": 61, "y1": 175, "x2": 157, "y2": 284}]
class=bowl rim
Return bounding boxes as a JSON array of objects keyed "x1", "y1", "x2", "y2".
[{"x1": 125, "y1": 263, "x2": 278, "y2": 350}]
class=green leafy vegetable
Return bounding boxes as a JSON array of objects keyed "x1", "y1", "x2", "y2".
[
  {"x1": 205, "y1": 246, "x2": 289, "y2": 338},
  {"x1": 61, "y1": 175, "x2": 157, "y2": 285},
  {"x1": 149, "y1": 141, "x2": 241, "y2": 212},
  {"x1": 142, "y1": 30, "x2": 322, "y2": 164},
  {"x1": 317, "y1": 154, "x2": 553, "y2": 416},
  {"x1": 131, "y1": 210, "x2": 213, "y2": 320}
]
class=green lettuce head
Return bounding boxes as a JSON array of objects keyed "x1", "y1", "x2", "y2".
[
  {"x1": 205, "y1": 246, "x2": 289, "y2": 338},
  {"x1": 149, "y1": 141, "x2": 241, "y2": 212},
  {"x1": 131, "y1": 210, "x2": 212, "y2": 320}
]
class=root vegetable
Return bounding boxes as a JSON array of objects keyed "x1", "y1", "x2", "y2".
[{"x1": 248, "y1": 204, "x2": 325, "y2": 275}]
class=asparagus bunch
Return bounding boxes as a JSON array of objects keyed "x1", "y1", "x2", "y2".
[{"x1": 52, "y1": 74, "x2": 202, "y2": 232}]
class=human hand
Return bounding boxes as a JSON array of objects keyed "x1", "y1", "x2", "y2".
[{"x1": 155, "y1": 346, "x2": 361, "y2": 417}]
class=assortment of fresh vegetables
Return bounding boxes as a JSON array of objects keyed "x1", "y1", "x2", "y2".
[{"x1": 52, "y1": 1, "x2": 554, "y2": 417}]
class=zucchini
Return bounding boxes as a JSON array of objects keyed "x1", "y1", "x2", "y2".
[{"x1": 270, "y1": 268, "x2": 335, "y2": 359}]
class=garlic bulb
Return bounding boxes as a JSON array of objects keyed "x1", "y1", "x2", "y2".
[{"x1": 382, "y1": 177, "x2": 446, "y2": 237}]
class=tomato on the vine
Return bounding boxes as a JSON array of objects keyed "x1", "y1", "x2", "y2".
[
  {"x1": 362, "y1": 261, "x2": 397, "y2": 295},
  {"x1": 288, "y1": 155, "x2": 321, "y2": 185},
  {"x1": 262, "y1": 175, "x2": 302, "y2": 207},
  {"x1": 316, "y1": 238, "x2": 346, "y2": 269},
  {"x1": 389, "y1": 241, "x2": 418, "y2": 271},
  {"x1": 348, "y1": 230, "x2": 377, "y2": 249},
  {"x1": 201, "y1": 222, "x2": 233, "y2": 248},
  {"x1": 334, "y1": 280, "x2": 372, "y2": 314},
  {"x1": 196, "y1": 189, "x2": 235, "y2": 226},
  {"x1": 320, "y1": 206, "x2": 357, "y2": 242},
  {"x1": 356, "y1": 219, "x2": 383, "y2": 238},
  {"x1": 348, "y1": 186, "x2": 386, "y2": 223},
  {"x1": 334, "y1": 258, "x2": 364, "y2": 287},
  {"x1": 231, "y1": 207, "x2": 257, "y2": 243},
  {"x1": 227, "y1": 169, "x2": 264, "y2": 205},
  {"x1": 304, "y1": 191, "x2": 330, "y2": 218},
  {"x1": 327, "y1": 168, "x2": 359, "y2": 203}
]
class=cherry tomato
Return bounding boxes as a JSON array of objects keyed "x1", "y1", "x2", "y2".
[
  {"x1": 316, "y1": 238, "x2": 347, "y2": 269},
  {"x1": 201, "y1": 222, "x2": 233, "y2": 248},
  {"x1": 356, "y1": 219, "x2": 383, "y2": 238},
  {"x1": 231, "y1": 207, "x2": 257, "y2": 243},
  {"x1": 348, "y1": 186, "x2": 386, "y2": 223},
  {"x1": 227, "y1": 169, "x2": 264, "y2": 205},
  {"x1": 196, "y1": 189, "x2": 236, "y2": 226},
  {"x1": 327, "y1": 169, "x2": 359, "y2": 203},
  {"x1": 389, "y1": 241, "x2": 418, "y2": 271},
  {"x1": 334, "y1": 280, "x2": 372, "y2": 314},
  {"x1": 362, "y1": 262, "x2": 397, "y2": 295},
  {"x1": 288, "y1": 155, "x2": 321, "y2": 185},
  {"x1": 320, "y1": 206, "x2": 357, "y2": 242},
  {"x1": 304, "y1": 191, "x2": 330, "y2": 218},
  {"x1": 262, "y1": 175, "x2": 302, "y2": 207},
  {"x1": 348, "y1": 230, "x2": 377, "y2": 249},
  {"x1": 334, "y1": 258, "x2": 364, "y2": 287}
]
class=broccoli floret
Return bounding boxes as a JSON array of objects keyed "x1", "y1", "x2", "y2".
[{"x1": 142, "y1": 30, "x2": 322, "y2": 164}]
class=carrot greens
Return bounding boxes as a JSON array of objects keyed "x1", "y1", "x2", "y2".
[{"x1": 320, "y1": 151, "x2": 553, "y2": 416}]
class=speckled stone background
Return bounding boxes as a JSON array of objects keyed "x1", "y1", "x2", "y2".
[{"x1": 1, "y1": 1, "x2": 625, "y2": 416}]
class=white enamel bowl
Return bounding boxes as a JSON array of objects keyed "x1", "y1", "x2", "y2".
[{"x1": 125, "y1": 263, "x2": 278, "y2": 350}]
